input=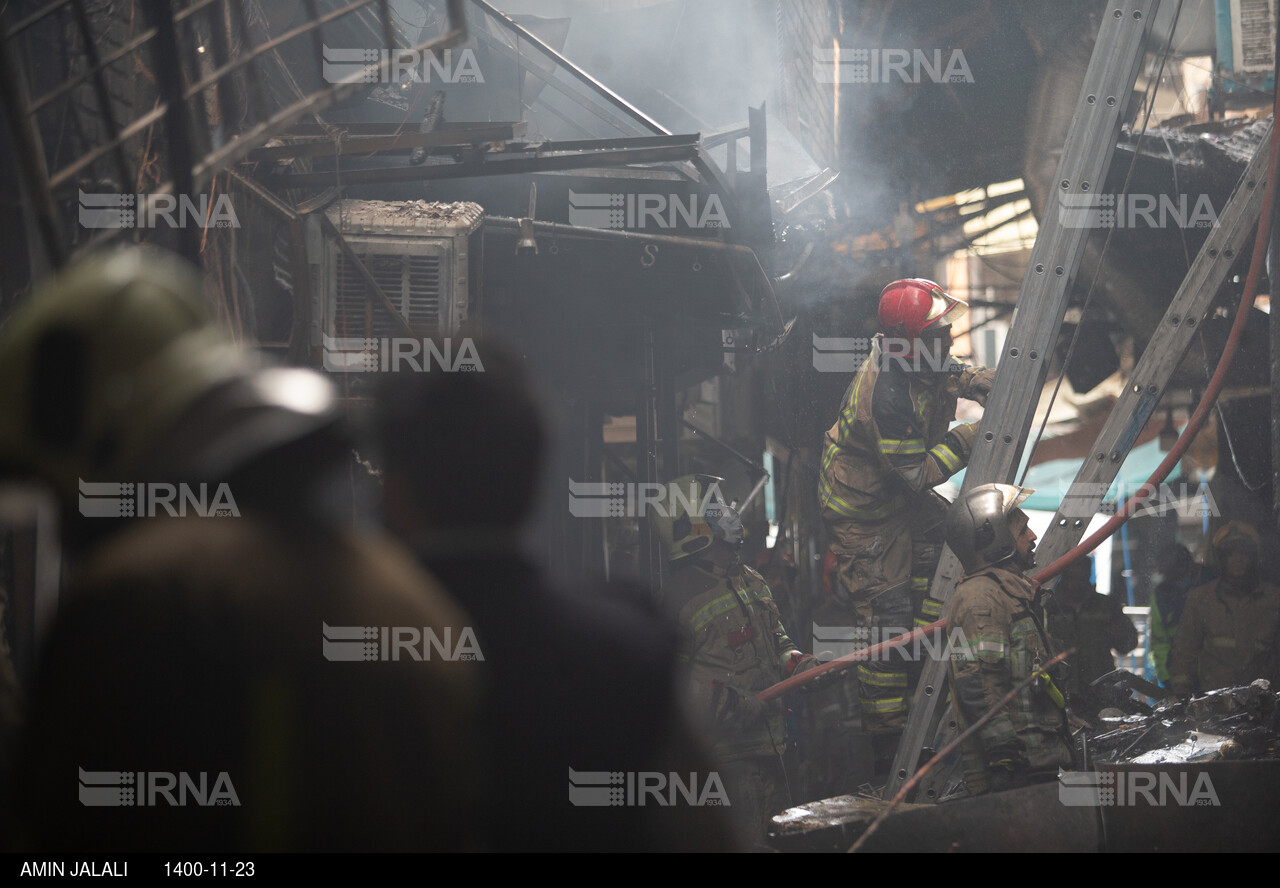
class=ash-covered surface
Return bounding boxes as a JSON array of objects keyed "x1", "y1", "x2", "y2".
[
  {"x1": 1084, "y1": 679, "x2": 1280, "y2": 766},
  {"x1": 324, "y1": 199, "x2": 485, "y2": 234},
  {"x1": 1111, "y1": 117, "x2": 1269, "y2": 190},
  {"x1": 768, "y1": 793, "x2": 912, "y2": 852},
  {"x1": 767, "y1": 677, "x2": 1280, "y2": 851},
  {"x1": 1198, "y1": 117, "x2": 1273, "y2": 166},
  {"x1": 387, "y1": 200, "x2": 481, "y2": 221}
]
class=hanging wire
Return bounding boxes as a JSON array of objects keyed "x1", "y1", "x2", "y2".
[
  {"x1": 1200, "y1": 328, "x2": 1268, "y2": 490},
  {"x1": 1161, "y1": 132, "x2": 1193, "y2": 268}
]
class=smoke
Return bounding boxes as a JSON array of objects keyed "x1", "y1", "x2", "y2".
[{"x1": 485, "y1": 0, "x2": 818, "y2": 181}]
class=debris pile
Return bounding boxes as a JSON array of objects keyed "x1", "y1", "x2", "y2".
[
  {"x1": 389, "y1": 200, "x2": 479, "y2": 221},
  {"x1": 1084, "y1": 678, "x2": 1280, "y2": 766}
]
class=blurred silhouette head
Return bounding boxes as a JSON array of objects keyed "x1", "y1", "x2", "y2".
[
  {"x1": 1055, "y1": 555, "x2": 1094, "y2": 603},
  {"x1": 377, "y1": 339, "x2": 546, "y2": 541},
  {"x1": 1155, "y1": 543, "x2": 1194, "y2": 583}
]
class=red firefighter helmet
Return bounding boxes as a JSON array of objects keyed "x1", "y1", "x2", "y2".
[{"x1": 878, "y1": 278, "x2": 968, "y2": 341}]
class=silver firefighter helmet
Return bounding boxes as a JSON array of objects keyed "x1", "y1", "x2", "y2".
[{"x1": 944, "y1": 483, "x2": 1033, "y2": 574}]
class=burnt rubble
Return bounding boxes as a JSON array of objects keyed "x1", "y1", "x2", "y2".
[{"x1": 1083, "y1": 678, "x2": 1280, "y2": 766}]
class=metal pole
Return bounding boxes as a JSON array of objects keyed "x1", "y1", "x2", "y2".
[
  {"x1": 143, "y1": 0, "x2": 200, "y2": 264},
  {"x1": 640, "y1": 323, "x2": 662, "y2": 592}
]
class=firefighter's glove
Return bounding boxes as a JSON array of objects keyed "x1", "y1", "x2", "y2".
[
  {"x1": 963, "y1": 368, "x2": 996, "y2": 406},
  {"x1": 784, "y1": 651, "x2": 821, "y2": 677},
  {"x1": 944, "y1": 422, "x2": 980, "y2": 464}
]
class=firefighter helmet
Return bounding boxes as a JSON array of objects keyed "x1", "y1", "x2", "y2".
[
  {"x1": 0, "y1": 247, "x2": 338, "y2": 513},
  {"x1": 944, "y1": 483, "x2": 1033, "y2": 574},
  {"x1": 704, "y1": 485, "x2": 744, "y2": 547},
  {"x1": 1212, "y1": 521, "x2": 1259, "y2": 561},
  {"x1": 878, "y1": 278, "x2": 968, "y2": 342},
  {"x1": 650, "y1": 473, "x2": 739, "y2": 563}
]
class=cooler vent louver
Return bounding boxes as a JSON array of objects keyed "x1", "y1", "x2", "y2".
[{"x1": 312, "y1": 201, "x2": 484, "y2": 363}]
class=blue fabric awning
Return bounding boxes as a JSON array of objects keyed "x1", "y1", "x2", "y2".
[{"x1": 952, "y1": 430, "x2": 1176, "y2": 513}]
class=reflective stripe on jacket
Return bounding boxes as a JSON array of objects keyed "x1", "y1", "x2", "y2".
[{"x1": 819, "y1": 336, "x2": 975, "y2": 522}]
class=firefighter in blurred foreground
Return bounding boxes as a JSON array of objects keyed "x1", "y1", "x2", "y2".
[
  {"x1": 1168, "y1": 521, "x2": 1280, "y2": 697},
  {"x1": 0, "y1": 248, "x2": 479, "y2": 851},
  {"x1": 653, "y1": 474, "x2": 818, "y2": 842},
  {"x1": 1041, "y1": 556, "x2": 1138, "y2": 719},
  {"x1": 818, "y1": 279, "x2": 994, "y2": 767},
  {"x1": 943, "y1": 484, "x2": 1073, "y2": 795}
]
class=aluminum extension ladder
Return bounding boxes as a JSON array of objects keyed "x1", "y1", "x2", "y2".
[{"x1": 883, "y1": 0, "x2": 1270, "y2": 798}]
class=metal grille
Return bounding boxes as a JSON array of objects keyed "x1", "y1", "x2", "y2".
[
  {"x1": 334, "y1": 250, "x2": 442, "y2": 338},
  {"x1": 405, "y1": 254, "x2": 443, "y2": 326}
]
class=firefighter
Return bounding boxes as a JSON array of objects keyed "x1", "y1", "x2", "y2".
[
  {"x1": 817, "y1": 278, "x2": 993, "y2": 766},
  {"x1": 0, "y1": 248, "x2": 481, "y2": 851},
  {"x1": 1168, "y1": 521, "x2": 1280, "y2": 697},
  {"x1": 943, "y1": 483, "x2": 1073, "y2": 795},
  {"x1": 652, "y1": 474, "x2": 817, "y2": 842}
]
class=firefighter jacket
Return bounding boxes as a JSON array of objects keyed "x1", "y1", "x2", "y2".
[
  {"x1": 662, "y1": 543, "x2": 800, "y2": 761},
  {"x1": 946, "y1": 562, "x2": 1074, "y2": 795},
  {"x1": 1167, "y1": 576, "x2": 1280, "y2": 696},
  {"x1": 1042, "y1": 583, "x2": 1138, "y2": 702},
  {"x1": 819, "y1": 335, "x2": 987, "y2": 526}
]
